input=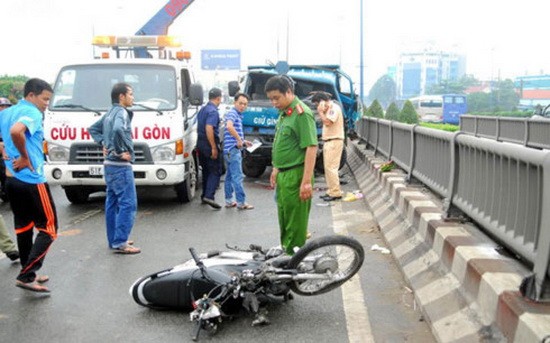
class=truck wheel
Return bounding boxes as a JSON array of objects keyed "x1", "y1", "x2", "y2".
[
  {"x1": 175, "y1": 157, "x2": 197, "y2": 203},
  {"x1": 64, "y1": 186, "x2": 90, "y2": 204},
  {"x1": 242, "y1": 161, "x2": 266, "y2": 178}
]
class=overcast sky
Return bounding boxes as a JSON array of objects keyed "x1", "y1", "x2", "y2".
[{"x1": 1, "y1": 0, "x2": 549, "y2": 92}]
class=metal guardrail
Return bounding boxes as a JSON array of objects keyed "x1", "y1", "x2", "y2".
[
  {"x1": 355, "y1": 117, "x2": 550, "y2": 301},
  {"x1": 460, "y1": 115, "x2": 550, "y2": 150}
]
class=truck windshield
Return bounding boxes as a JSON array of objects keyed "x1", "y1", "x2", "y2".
[{"x1": 50, "y1": 64, "x2": 177, "y2": 112}]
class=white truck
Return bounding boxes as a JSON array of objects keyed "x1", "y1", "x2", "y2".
[{"x1": 43, "y1": 36, "x2": 204, "y2": 204}]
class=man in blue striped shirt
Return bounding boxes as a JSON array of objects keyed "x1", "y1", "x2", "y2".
[{"x1": 223, "y1": 93, "x2": 254, "y2": 210}]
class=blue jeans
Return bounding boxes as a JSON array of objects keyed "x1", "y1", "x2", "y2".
[
  {"x1": 198, "y1": 148, "x2": 222, "y2": 200},
  {"x1": 224, "y1": 147, "x2": 246, "y2": 205},
  {"x1": 104, "y1": 165, "x2": 137, "y2": 249}
]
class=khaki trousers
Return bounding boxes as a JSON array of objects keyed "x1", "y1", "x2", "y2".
[
  {"x1": 323, "y1": 139, "x2": 344, "y2": 197},
  {"x1": 0, "y1": 214, "x2": 16, "y2": 254}
]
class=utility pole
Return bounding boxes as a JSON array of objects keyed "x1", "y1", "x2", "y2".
[{"x1": 360, "y1": 0, "x2": 365, "y2": 103}]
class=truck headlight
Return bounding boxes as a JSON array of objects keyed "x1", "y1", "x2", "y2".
[
  {"x1": 47, "y1": 143, "x2": 70, "y2": 162},
  {"x1": 152, "y1": 145, "x2": 176, "y2": 162}
]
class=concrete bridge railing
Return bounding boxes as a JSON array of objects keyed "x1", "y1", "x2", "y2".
[{"x1": 355, "y1": 117, "x2": 550, "y2": 302}]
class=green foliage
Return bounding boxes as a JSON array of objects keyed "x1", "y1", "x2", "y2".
[
  {"x1": 0, "y1": 75, "x2": 29, "y2": 103},
  {"x1": 384, "y1": 102, "x2": 400, "y2": 121},
  {"x1": 427, "y1": 74, "x2": 479, "y2": 95},
  {"x1": 420, "y1": 122, "x2": 460, "y2": 132},
  {"x1": 398, "y1": 100, "x2": 418, "y2": 124},
  {"x1": 368, "y1": 75, "x2": 397, "y2": 109},
  {"x1": 365, "y1": 99, "x2": 384, "y2": 118},
  {"x1": 466, "y1": 79, "x2": 519, "y2": 112}
]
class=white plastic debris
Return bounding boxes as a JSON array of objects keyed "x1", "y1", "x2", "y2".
[{"x1": 370, "y1": 244, "x2": 391, "y2": 254}]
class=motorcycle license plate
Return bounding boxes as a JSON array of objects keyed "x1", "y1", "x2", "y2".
[{"x1": 89, "y1": 166, "x2": 104, "y2": 176}]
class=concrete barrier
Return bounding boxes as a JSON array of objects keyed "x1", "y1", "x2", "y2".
[{"x1": 347, "y1": 139, "x2": 550, "y2": 342}]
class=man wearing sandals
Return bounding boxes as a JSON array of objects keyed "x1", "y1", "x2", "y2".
[
  {"x1": 266, "y1": 75, "x2": 318, "y2": 255},
  {"x1": 89, "y1": 83, "x2": 140, "y2": 255},
  {"x1": 0, "y1": 78, "x2": 57, "y2": 292},
  {"x1": 223, "y1": 93, "x2": 254, "y2": 210}
]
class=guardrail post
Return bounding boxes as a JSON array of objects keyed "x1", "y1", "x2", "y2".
[
  {"x1": 374, "y1": 118, "x2": 380, "y2": 157},
  {"x1": 520, "y1": 153, "x2": 550, "y2": 302},
  {"x1": 443, "y1": 131, "x2": 464, "y2": 219},
  {"x1": 388, "y1": 121, "x2": 393, "y2": 160},
  {"x1": 523, "y1": 118, "x2": 529, "y2": 146},
  {"x1": 495, "y1": 117, "x2": 500, "y2": 141},
  {"x1": 406, "y1": 124, "x2": 418, "y2": 183}
]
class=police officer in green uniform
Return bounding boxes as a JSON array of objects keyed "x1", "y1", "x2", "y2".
[{"x1": 265, "y1": 75, "x2": 318, "y2": 255}]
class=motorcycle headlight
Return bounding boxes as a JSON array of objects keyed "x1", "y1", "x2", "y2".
[
  {"x1": 152, "y1": 145, "x2": 176, "y2": 162},
  {"x1": 47, "y1": 143, "x2": 70, "y2": 162}
]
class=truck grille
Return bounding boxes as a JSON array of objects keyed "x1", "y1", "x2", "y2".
[{"x1": 69, "y1": 143, "x2": 151, "y2": 164}]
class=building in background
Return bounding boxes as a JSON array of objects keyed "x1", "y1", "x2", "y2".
[
  {"x1": 515, "y1": 75, "x2": 550, "y2": 109},
  {"x1": 395, "y1": 43, "x2": 466, "y2": 99}
]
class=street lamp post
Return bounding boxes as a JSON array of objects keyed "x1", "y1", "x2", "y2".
[{"x1": 360, "y1": 0, "x2": 364, "y2": 104}]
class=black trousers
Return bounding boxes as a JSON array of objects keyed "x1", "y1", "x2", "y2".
[{"x1": 6, "y1": 177, "x2": 58, "y2": 283}]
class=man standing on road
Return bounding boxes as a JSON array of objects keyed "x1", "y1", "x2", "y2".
[
  {"x1": 197, "y1": 88, "x2": 223, "y2": 209},
  {"x1": 0, "y1": 97, "x2": 19, "y2": 262},
  {"x1": 266, "y1": 75, "x2": 318, "y2": 255},
  {"x1": 223, "y1": 92, "x2": 254, "y2": 210},
  {"x1": 0, "y1": 78, "x2": 57, "y2": 292},
  {"x1": 311, "y1": 92, "x2": 345, "y2": 201},
  {"x1": 89, "y1": 83, "x2": 140, "y2": 255}
]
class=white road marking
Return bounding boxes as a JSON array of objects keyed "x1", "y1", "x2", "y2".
[{"x1": 331, "y1": 201, "x2": 375, "y2": 343}]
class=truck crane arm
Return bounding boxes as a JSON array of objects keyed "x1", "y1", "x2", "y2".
[{"x1": 134, "y1": 0, "x2": 196, "y2": 58}]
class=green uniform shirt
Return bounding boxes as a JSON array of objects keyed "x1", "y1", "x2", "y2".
[{"x1": 272, "y1": 97, "x2": 318, "y2": 169}]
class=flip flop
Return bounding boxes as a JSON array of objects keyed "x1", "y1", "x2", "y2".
[
  {"x1": 16, "y1": 280, "x2": 50, "y2": 293},
  {"x1": 237, "y1": 204, "x2": 254, "y2": 210},
  {"x1": 225, "y1": 202, "x2": 237, "y2": 208},
  {"x1": 113, "y1": 245, "x2": 141, "y2": 254},
  {"x1": 36, "y1": 275, "x2": 49, "y2": 283}
]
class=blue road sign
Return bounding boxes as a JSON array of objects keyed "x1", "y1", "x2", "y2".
[{"x1": 201, "y1": 49, "x2": 240, "y2": 70}]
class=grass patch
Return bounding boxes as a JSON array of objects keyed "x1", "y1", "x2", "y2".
[{"x1": 419, "y1": 122, "x2": 460, "y2": 132}]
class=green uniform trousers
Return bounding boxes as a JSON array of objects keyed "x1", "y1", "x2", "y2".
[
  {"x1": 0, "y1": 214, "x2": 16, "y2": 254},
  {"x1": 276, "y1": 166, "x2": 312, "y2": 255}
]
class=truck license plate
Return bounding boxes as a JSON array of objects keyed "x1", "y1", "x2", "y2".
[{"x1": 89, "y1": 166, "x2": 104, "y2": 176}]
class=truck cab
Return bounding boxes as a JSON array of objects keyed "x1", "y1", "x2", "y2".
[
  {"x1": 228, "y1": 63, "x2": 359, "y2": 177},
  {"x1": 44, "y1": 37, "x2": 203, "y2": 204}
]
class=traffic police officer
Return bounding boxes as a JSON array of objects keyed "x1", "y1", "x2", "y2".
[{"x1": 265, "y1": 75, "x2": 318, "y2": 255}]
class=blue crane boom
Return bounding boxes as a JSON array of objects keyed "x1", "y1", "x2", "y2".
[{"x1": 134, "y1": 0, "x2": 196, "y2": 58}]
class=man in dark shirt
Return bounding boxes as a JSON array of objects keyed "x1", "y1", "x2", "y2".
[{"x1": 197, "y1": 88, "x2": 223, "y2": 209}]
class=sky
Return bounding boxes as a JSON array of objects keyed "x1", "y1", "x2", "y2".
[{"x1": 1, "y1": 0, "x2": 550, "y2": 92}]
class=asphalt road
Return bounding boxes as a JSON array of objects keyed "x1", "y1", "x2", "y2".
[{"x1": 0, "y1": 165, "x2": 435, "y2": 343}]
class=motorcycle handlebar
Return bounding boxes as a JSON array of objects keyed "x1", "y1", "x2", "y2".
[{"x1": 189, "y1": 248, "x2": 205, "y2": 269}]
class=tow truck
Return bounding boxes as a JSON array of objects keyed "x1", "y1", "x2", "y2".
[{"x1": 43, "y1": 0, "x2": 203, "y2": 204}]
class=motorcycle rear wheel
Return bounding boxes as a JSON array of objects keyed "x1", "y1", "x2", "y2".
[{"x1": 288, "y1": 235, "x2": 364, "y2": 296}]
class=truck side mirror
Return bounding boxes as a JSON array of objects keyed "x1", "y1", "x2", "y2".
[
  {"x1": 228, "y1": 81, "x2": 240, "y2": 97},
  {"x1": 189, "y1": 83, "x2": 203, "y2": 106}
]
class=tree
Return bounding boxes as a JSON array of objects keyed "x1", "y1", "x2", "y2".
[
  {"x1": 385, "y1": 102, "x2": 400, "y2": 121},
  {"x1": 365, "y1": 99, "x2": 384, "y2": 118},
  {"x1": 0, "y1": 75, "x2": 28, "y2": 103},
  {"x1": 466, "y1": 79, "x2": 519, "y2": 113},
  {"x1": 368, "y1": 75, "x2": 397, "y2": 109},
  {"x1": 399, "y1": 100, "x2": 418, "y2": 124},
  {"x1": 426, "y1": 74, "x2": 479, "y2": 95}
]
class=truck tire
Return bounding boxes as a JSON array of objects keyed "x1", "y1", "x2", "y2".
[
  {"x1": 315, "y1": 145, "x2": 347, "y2": 174},
  {"x1": 175, "y1": 157, "x2": 197, "y2": 203},
  {"x1": 242, "y1": 160, "x2": 266, "y2": 178},
  {"x1": 64, "y1": 186, "x2": 90, "y2": 204}
]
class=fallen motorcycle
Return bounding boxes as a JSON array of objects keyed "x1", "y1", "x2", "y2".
[{"x1": 130, "y1": 235, "x2": 365, "y2": 341}]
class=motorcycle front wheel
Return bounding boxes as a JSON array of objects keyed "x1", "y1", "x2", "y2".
[{"x1": 288, "y1": 235, "x2": 365, "y2": 296}]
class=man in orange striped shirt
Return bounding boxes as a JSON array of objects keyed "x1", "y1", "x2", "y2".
[{"x1": 0, "y1": 78, "x2": 58, "y2": 293}]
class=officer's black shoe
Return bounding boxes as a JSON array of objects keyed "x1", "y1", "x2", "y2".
[
  {"x1": 6, "y1": 251, "x2": 19, "y2": 261},
  {"x1": 319, "y1": 194, "x2": 330, "y2": 199},
  {"x1": 323, "y1": 196, "x2": 342, "y2": 202},
  {"x1": 202, "y1": 198, "x2": 222, "y2": 209}
]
